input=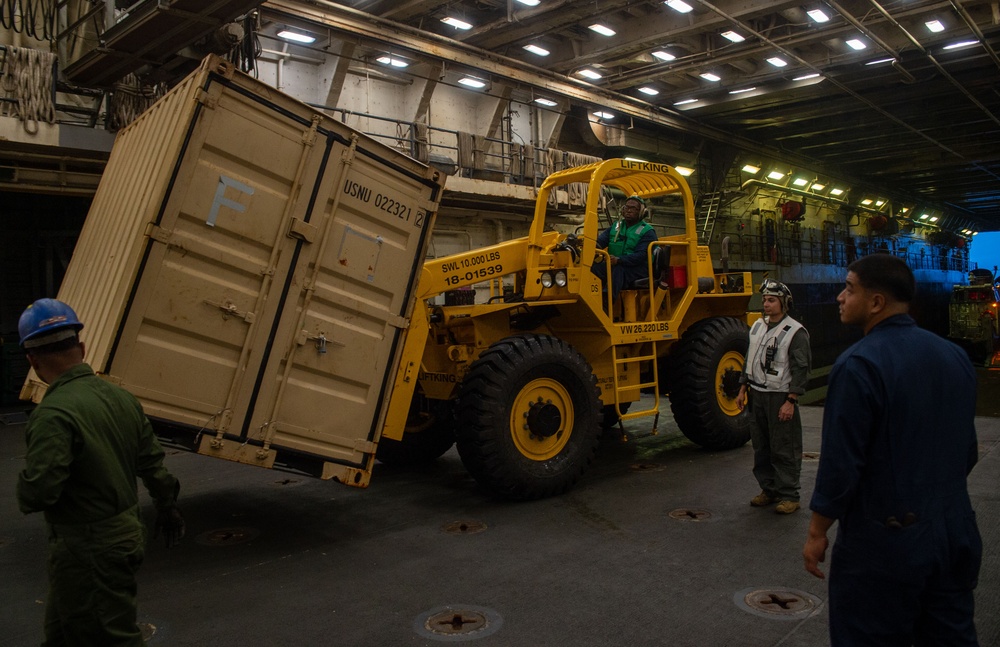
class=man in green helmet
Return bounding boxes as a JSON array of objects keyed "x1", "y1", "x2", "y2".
[{"x1": 592, "y1": 195, "x2": 658, "y2": 301}]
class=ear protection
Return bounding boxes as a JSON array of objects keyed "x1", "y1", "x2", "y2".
[
  {"x1": 759, "y1": 278, "x2": 793, "y2": 312},
  {"x1": 624, "y1": 195, "x2": 647, "y2": 219}
]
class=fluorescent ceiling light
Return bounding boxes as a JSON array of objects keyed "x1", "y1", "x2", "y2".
[
  {"x1": 830, "y1": 188, "x2": 844, "y2": 196},
  {"x1": 638, "y1": 86, "x2": 659, "y2": 95},
  {"x1": 673, "y1": 98, "x2": 698, "y2": 105},
  {"x1": 652, "y1": 50, "x2": 676, "y2": 62},
  {"x1": 458, "y1": 77, "x2": 487, "y2": 88},
  {"x1": 925, "y1": 20, "x2": 945, "y2": 33},
  {"x1": 441, "y1": 16, "x2": 473, "y2": 30},
  {"x1": 875, "y1": 200, "x2": 885, "y2": 206},
  {"x1": 523, "y1": 44, "x2": 550, "y2": 56},
  {"x1": 515, "y1": 0, "x2": 540, "y2": 5},
  {"x1": 766, "y1": 57, "x2": 787, "y2": 67},
  {"x1": 589, "y1": 24, "x2": 616, "y2": 37},
  {"x1": 277, "y1": 30, "x2": 316, "y2": 44},
  {"x1": 665, "y1": 0, "x2": 693, "y2": 13},
  {"x1": 376, "y1": 55, "x2": 408, "y2": 68},
  {"x1": 767, "y1": 171, "x2": 785, "y2": 180},
  {"x1": 811, "y1": 183, "x2": 825, "y2": 191},
  {"x1": 866, "y1": 58, "x2": 895, "y2": 66},
  {"x1": 741, "y1": 164, "x2": 760, "y2": 174},
  {"x1": 593, "y1": 111, "x2": 615, "y2": 119},
  {"x1": 861, "y1": 199, "x2": 873, "y2": 205},
  {"x1": 793, "y1": 73, "x2": 821, "y2": 81},
  {"x1": 721, "y1": 31, "x2": 745, "y2": 43},
  {"x1": 624, "y1": 157, "x2": 647, "y2": 163},
  {"x1": 919, "y1": 214, "x2": 930, "y2": 219},
  {"x1": 846, "y1": 39, "x2": 867, "y2": 50},
  {"x1": 943, "y1": 40, "x2": 978, "y2": 50},
  {"x1": 793, "y1": 178, "x2": 809, "y2": 186},
  {"x1": 729, "y1": 87, "x2": 756, "y2": 94},
  {"x1": 807, "y1": 9, "x2": 829, "y2": 23},
  {"x1": 700, "y1": 72, "x2": 721, "y2": 82},
  {"x1": 578, "y1": 68, "x2": 603, "y2": 79},
  {"x1": 900, "y1": 207, "x2": 908, "y2": 212},
  {"x1": 534, "y1": 97, "x2": 558, "y2": 106},
  {"x1": 675, "y1": 166, "x2": 694, "y2": 176},
  {"x1": 929, "y1": 216, "x2": 939, "y2": 222}
]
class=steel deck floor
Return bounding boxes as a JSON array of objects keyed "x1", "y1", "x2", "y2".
[{"x1": 2, "y1": 373, "x2": 998, "y2": 647}]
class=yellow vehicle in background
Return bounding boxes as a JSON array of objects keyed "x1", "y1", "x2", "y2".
[{"x1": 378, "y1": 158, "x2": 756, "y2": 499}]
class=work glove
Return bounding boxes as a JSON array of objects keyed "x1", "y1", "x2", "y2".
[{"x1": 154, "y1": 506, "x2": 186, "y2": 549}]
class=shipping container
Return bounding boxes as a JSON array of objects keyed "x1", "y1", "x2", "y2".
[{"x1": 22, "y1": 55, "x2": 445, "y2": 486}]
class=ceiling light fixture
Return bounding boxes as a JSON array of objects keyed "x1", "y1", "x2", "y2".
[
  {"x1": 875, "y1": 200, "x2": 885, "y2": 206},
  {"x1": 811, "y1": 183, "x2": 825, "y2": 191},
  {"x1": 793, "y1": 178, "x2": 809, "y2": 186},
  {"x1": 664, "y1": 0, "x2": 693, "y2": 13},
  {"x1": 699, "y1": 72, "x2": 721, "y2": 82},
  {"x1": 866, "y1": 58, "x2": 895, "y2": 66},
  {"x1": 578, "y1": 68, "x2": 603, "y2": 80},
  {"x1": 721, "y1": 31, "x2": 745, "y2": 43},
  {"x1": 767, "y1": 171, "x2": 785, "y2": 180},
  {"x1": 830, "y1": 188, "x2": 844, "y2": 196},
  {"x1": 807, "y1": 9, "x2": 829, "y2": 23},
  {"x1": 458, "y1": 76, "x2": 487, "y2": 88},
  {"x1": 929, "y1": 216, "x2": 939, "y2": 222},
  {"x1": 766, "y1": 57, "x2": 787, "y2": 67},
  {"x1": 729, "y1": 87, "x2": 756, "y2": 94},
  {"x1": 441, "y1": 16, "x2": 473, "y2": 30},
  {"x1": 861, "y1": 199, "x2": 873, "y2": 205},
  {"x1": 742, "y1": 164, "x2": 761, "y2": 174},
  {"x1": 376, "y1": 55, "x2": 409, "y2": 68},
  {"x1": 943, "y1": 40, "x2": 978, "y2": 50},
  {"x1": 515, "y1": 0, "x2": 540, "y2": 5},
  {"x1": 523, "y1": 44, "x2": 550, "y2": 56},
  {"x1": 589, "y1": 24, "x2": 616, "y2": 37},
  {"x1": 534, "y1": 97, "x2": 558, "y2": 106},
  {"x1": 638, "y1": 86, "x2": 659, "y2": 96},
  {"x1": 652, "y1": 50, "x2": 676, "y2": 62},
  {"x1": 675, "y1": 166, "x2": 695, "y2": 176},
  {"x1": 919, "y1": 214, "x2": 930, "y2": 220},
  {"x1": 593, "y1": 111, "x2": 615, "y2": 119},
  {"x1": 793, "y1": 73, "x2": 821, "y2": 81},
  {"x1": 925, "y1": 20, "x2": 945, "y2": 33},
  {"x1": 277, "y1": 30, "x2": 316, "y2": 44},
  {"x1": 673, "y1": 98, "x2": 698, "y2": 105},
  {"x1": 846, "y1": 39, "x2": 867, "y2": 50}
]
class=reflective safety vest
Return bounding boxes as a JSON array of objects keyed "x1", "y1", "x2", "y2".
[
  {"x1": 745, "y1": 316, "x2": 804, "y2": 392},
  {"x1": 607, "y1": 220, "x2": 653, "y2": 258}
]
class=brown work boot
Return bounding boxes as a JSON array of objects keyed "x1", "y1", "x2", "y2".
[
  {"x1": 775, "y1": 500, "x2": 801, "y2": 514},
  {"x1": 750, "y1": 491, "x2": 775, "y2": 507}
]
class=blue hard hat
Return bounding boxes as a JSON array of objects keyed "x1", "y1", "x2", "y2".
[{"x1": 18, "y1": 298, "x2": 84, "y2": 349}]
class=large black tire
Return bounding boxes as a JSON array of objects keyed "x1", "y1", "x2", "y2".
[
  {"x1": 376, "y1": 394, "x2": 455, "y2": 466},
  {"x1": 454, "y1": 334, "x2": 602, "y2": 500},
  {"x1": 665, "y1": 317, "x2": 752, "y2": 450}
]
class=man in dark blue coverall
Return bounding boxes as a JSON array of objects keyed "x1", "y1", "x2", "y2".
[{"x1": 803, "y1": 255, "x2": 982, "y2": 646}]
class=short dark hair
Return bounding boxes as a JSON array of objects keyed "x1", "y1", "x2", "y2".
[
  {"x1": 25, "y1": 334, "x2": 82, "y2": 357},
  {"x1": 847, "y1": 254, "x2": 915, "y2": 303}
]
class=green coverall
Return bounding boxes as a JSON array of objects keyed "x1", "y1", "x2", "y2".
[{"x1": 17, "y1": 363, "x2": 180, "y2": 647}]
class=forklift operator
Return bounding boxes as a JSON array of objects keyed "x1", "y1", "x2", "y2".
[{"x1": 592, "y1": 195, "x2": 657, "y2": 301}]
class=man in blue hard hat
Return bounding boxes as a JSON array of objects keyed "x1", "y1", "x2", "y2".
[
  {"x1": 592, "y1": 195, "x2": 658, "y2": 302},
  {"x1": 16, "y1": 298, "x2": 185, "y2": 646}
]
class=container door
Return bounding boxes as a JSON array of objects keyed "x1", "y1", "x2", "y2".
[
  {"x1": 243, "y1": 137, "x2": 435, "y2": 470},
  {"x1": 109, "y1": 78, "x2": 327, "y2": 436}
]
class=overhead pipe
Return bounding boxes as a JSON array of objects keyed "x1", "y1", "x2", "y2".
[{"x1": 949, "y1": 0, "x2": 1000, "y2": 72}]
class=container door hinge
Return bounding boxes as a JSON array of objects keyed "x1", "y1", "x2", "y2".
[
  {"x1": 353, "y1": 438, "x2": 376, "y2": 453},
  {"x1": 144, "y1": 223, "x2": 172, "y2": 244},
  {"x1": 287, "y1": 217, "x2": 318, "y2": 243},
  {"x1": 387, "y1": 313, "x2": 408, "y2": 329}
]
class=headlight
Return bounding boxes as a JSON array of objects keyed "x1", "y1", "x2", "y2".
[
  {"x1": 554, "y1": 270, "x2": 568, "y2": 287},
  {"x1": 540, "y1": 271, "x2": 554, "y2": 288}
]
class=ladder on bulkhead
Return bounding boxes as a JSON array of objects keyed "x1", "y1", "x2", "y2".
[
  {"x1": 697, "y1": 192, "x2": 722, "y2": 244},
  {"x1": 609, "y1": 341, "x2": 660, "y2": 439}
]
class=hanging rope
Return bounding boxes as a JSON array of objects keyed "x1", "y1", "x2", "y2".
[
  {"x1": 2, "y1": 46, "x2": 56, "y2": 134},
  {"x1": 0, "y1": 0, "x2": 57, "y2": 42},
  {"x1": 108, "y1": 73, "x2": 167, "y2": 131}
]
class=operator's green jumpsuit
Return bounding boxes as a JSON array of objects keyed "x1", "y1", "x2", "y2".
[{"x1": 17, "y1": 363, "x2": 180, "y2": 647}]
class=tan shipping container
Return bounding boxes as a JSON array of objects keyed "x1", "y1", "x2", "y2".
[{"x1": 22, "y1": 55, "x2": 444, "y2": 486}]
